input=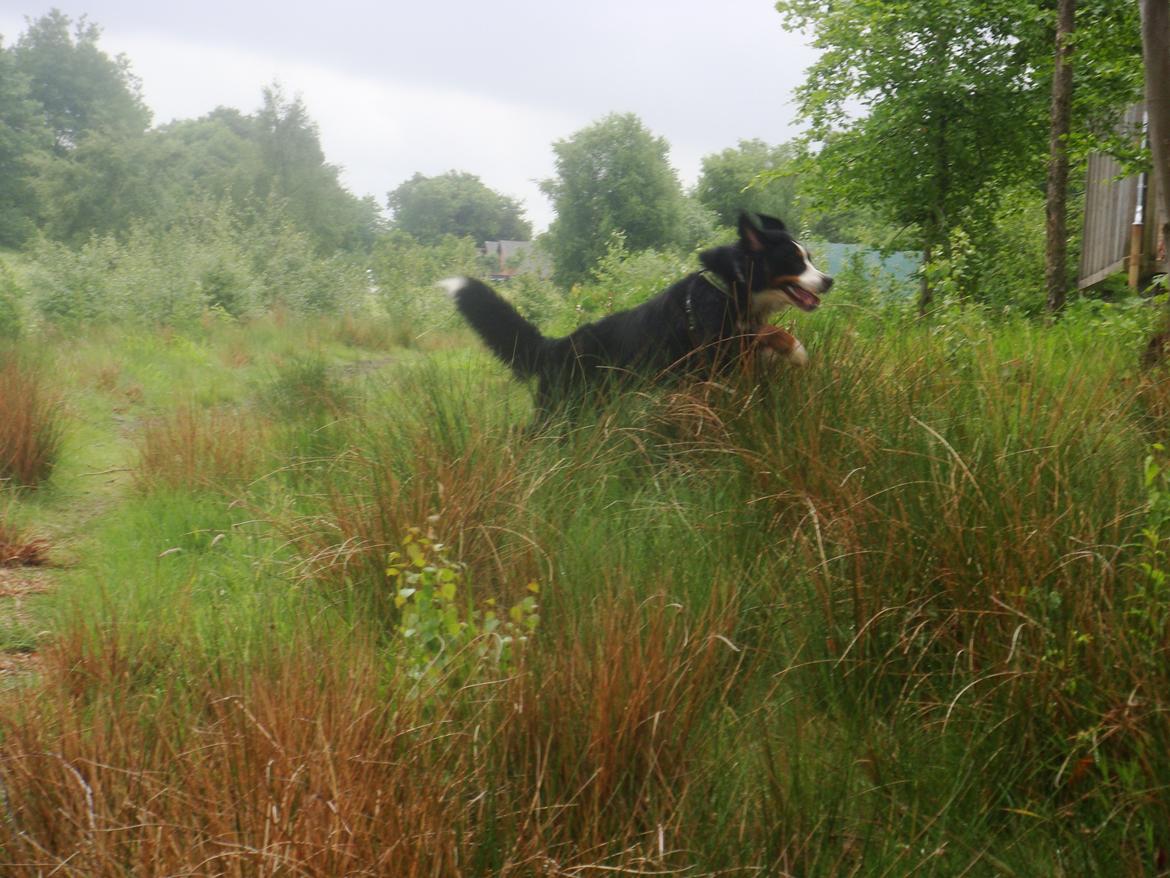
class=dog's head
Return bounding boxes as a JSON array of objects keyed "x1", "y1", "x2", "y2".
[{"x1": 700, "y1": 212, "x2": 833, "y2": 318}]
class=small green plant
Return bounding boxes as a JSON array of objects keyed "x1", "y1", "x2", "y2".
[
  {"x1": 1133, "y1": 443, "x2": 1170, "y2": 648},
  {"x1": 921, "y1": 227, "x2": 976, "y2": 306},
  {"x1": 387, "y1": 526, "x2": 539, "y2": 684},
  {"x1": 502, "y1": 272, "x2": 565, "y2": 329}
]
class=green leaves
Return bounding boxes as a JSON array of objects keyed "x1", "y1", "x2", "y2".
[
  {"x1": 776, "y1": 0, "x2": 1141, "y2": 308},
  {"x1": 386, "y1": 526, "x2": 541, "y2": 688},
  {"x1": 540, "y1": 113, "x2": 689, "y2": 287},
  {"x1": 387, "y1": 170, "x2": 532, "y2": 245},
  {"x1": 695, "y1": 139, "x2": 802, "y2": 230},
  {"x1": 11, "y1": 9, "x2": 151, "y2": 152},
  {"x1": 2, "y1": 16, "x2": 380, "y2": 254}
]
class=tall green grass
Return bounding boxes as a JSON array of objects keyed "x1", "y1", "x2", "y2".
[{"x1": 2, "y1": 305, "x2": 1169, "y2": 874}]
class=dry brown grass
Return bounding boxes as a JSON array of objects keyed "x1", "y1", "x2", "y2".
[
  {"x1": 0, "y1": 529, "x2": 49, "y2": 568},
  {"x1": 285, "y1": 428, "x2": 547, "y2": 610},
  {"x1": 496, "y1": 592, "x2": 743, "y2": 857},
  {"x1": 1, "y1": 498, "x2": 47, "y2": 567},
  {"x1": 0, "y1": 352, "x2": 63, "y2": 489},
  {"x1": 0, "y1": 587, "x2": 747, "y2": 876},
  {"x1": 135, "y1": 404, "x2": 272, "y2": 492},
  {"x1": 0, "y1": 638, "x2": 478, "y2": 875}
]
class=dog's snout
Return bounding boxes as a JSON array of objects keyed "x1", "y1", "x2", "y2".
[{"x1": 822, "y1": 275, "x2": 834, "y2": 292}]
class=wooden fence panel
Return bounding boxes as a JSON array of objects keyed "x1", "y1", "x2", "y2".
[{"x1": 1078, "y1": 104, "x2": 1147, "y2": 289}]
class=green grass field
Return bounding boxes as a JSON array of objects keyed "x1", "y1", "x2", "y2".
[{"x1": 2, "y1": 300, "x2": 1170, "y2": 875}]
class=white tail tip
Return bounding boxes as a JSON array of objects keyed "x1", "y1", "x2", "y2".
[{"x1": 437, "y1": 276, "x2": 469, "y2": 299}]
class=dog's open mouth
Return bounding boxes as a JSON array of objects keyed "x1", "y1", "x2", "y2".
[{"x1": 784, "y1": 285, "x2": 821, "y2": 312}]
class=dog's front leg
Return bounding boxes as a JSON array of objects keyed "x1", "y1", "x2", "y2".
[{"x1": 752, "y1": 324, "x2": 809, "y2": 367}]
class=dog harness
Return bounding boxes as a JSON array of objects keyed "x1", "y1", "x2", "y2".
[{"x1": 686, "y1": 270, "x2": 734, "y2": 333}]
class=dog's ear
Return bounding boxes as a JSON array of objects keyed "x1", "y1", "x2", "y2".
[
  {"x1": 738, "y1": 212, "x2": 764, "y2": 252},
  {"x1": 757, "y1": 214, "x2": 787, "y2": 233},
  {"x1": 700, "y1": 244, "x2": 747, "y2": 284}
]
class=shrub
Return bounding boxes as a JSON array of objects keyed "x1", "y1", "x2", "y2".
[
  {"x1": 23, "y1": 201, "x2": 371, "y2": 328},
  {"x1": 498, "y1": 271, "x2": 567, "y2": 330},
  {"x1": 387, "y1": 525, "x2": 539, "y2": 687},
  {"x1": 572, "y1": 232, "x2": 691, "y2": 322},
  {"x1": 369, "y1": 231, "x2": 485, "y2": 337},
  {"x1": 25, "y1": 236, "x2": 118, "y2": 326}
]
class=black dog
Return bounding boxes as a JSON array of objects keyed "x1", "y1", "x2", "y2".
[{"x1": 442, "y1": 212, "x2": 831, "y2": 416}]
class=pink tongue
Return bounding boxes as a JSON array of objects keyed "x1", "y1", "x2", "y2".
[{"x1": 792, "y1": 287, "x2": 820, "y2": 309}]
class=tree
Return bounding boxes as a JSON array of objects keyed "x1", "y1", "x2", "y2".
[
  {"x1": 387, "y1": 171, "x2": 531, "y2": 245},
  {"x1": 4, "y1": 15, "x2": 380, "y2": 254},
  {"x1": 775, "y1": 0, "x2": 1045, "y2": 312},
  {"x1": 253, "y1": 85, "x2": 380, "y2": 253},
  {"x1": 147, "y1": 110, "x2": 268, "y2": 210},
  {"x1": 1045, "y1": 0, "x2": 1140, "y2": 312},
  {"x1": 695, "y1": 139, "x2": 802, "y2": 229},
  {"x1": 26, "y1": 131, "x2": 159, "y2": 243},
  {"x1": 540, "y1": 113, "x2": 686, "y2": 286},
  {"x1": 0, "y1": 38, "x2": 50, "y2": 247},
  {"x1": 1142, "y1": 0, "x2": 1170, "y2": 281},
  {"x1": 777, "y1": 0, "x2": 1141, "y2": 311},
  {"x1": 10, "y1": 10, "x2": 150, "y2": 152},
  {"x1": 1045, "y1": 0, "x2": 1076, "y2": 313},
  {"x1": 7, "y1": 10, "x2": 154, "y2": 245}
]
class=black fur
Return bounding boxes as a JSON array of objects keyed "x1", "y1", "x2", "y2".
[{"x1": 448, "y1": 212, "x2": 829, "y2": 417}]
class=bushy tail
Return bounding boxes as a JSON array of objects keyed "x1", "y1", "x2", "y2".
[{"x1": 440, "y1": 277, "x2": 545, "y2": 378}]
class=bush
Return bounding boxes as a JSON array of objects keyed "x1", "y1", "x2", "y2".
[
  {"x1": 23, "y1": 201, "x2": 371, "y2": 328},
  {"x1": 572, "y1": 233, "x2": 692, "y2": 322},
  {"x1": 369, "y1": 231, "x2": 487, "y2": 338},
  {"x1": 387, "y1": 525, "x2": 539, "y2": 688},
  {"x1": 25, "y1": 236, "x2": 117, "y2": 326},
  {"x1": 498, "y1": 271, "x2": 567, "y2": 330}
]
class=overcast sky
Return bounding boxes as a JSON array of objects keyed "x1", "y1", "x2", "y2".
[{"x1": 0, "y1": 1, "x2": 819, "y2": 231}]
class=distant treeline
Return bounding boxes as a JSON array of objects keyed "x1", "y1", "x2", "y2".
[
  {"x1": 0, "y1": 4, "x2": 1149, "y2": 324},
  {"x1": 0, "y1": 11, "x2": 380, "y2": 254}
]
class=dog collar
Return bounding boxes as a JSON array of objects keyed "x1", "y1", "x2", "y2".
[
  {"x1": 688, "y1": 271, "x2": 735, "y2": 332},
  {"x1": 700, "y1": 270, "x2": 732, "y2": 296},
  {"x1": 688, "y1": 270, "x2": 735, "y2": 332}
]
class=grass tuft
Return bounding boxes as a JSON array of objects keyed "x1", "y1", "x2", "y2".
[
  {"x1": 135, "y1": 404, "x2": 272, "y2": 492},
  {"x1": 0, "y1": 350, "x2": 63, "y2": 489}
]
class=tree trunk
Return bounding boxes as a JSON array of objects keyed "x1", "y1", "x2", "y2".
[
  {"x1": 1045, "y1": 0, "x2": 1075, "y2": 314},
  {"x1": 1140, "y1": 0, "x2": 1170, "y2": 368},
  {"x1": 1143, "y1": 0, "x2": 1170, "y2": 281}
]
